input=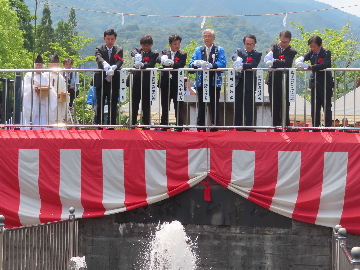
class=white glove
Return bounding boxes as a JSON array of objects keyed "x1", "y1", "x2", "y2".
[
  {"x1": 201, "y1": 61, "x2": 212, "y2": 70},
  {"x1": 295, "y1": 56, "x2": 304, "y2": 65},
  {"x1": 163, "y1": 59, "x2": 174, "y2": 66},
  {"x1": 103, "y1": 62, "x2": 110, "y2": 72},
  {"x1": 233, "y1": 57, "x2": 243, "y2": 68},
  {"x1": 193, "y1": 60, "x2": 202, "y2": 67},
  {"x1": 160, "y1": 55, "x2": 168, "y2": 64},
  {"x1": 106, "y1": 64, "x2": 117, "y2": 76},
  {"x1": 296, "y1": 62, "x2": 309, "y2": 69},
  {"x1": 134, "y1": 53, "x2": 142, "y2": 62},
  {"x1": 265, "y1": 60, "x2": 273, "y2": 68},
  {"x1": 264, "y1": 51, "x2": 274, "y2": 62},
  {"x1": 134, "y1": 61, "x2": 143, "y2": 69}
]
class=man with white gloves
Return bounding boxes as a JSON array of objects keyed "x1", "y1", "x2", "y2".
[
  {"x1": 129, "y1": 35, "x2": 159, "y2": 126},
  {"x1": 295, "y1": 35, "x2": 333, "y2": 127},
  {"x1": 189, "y1": 29, "x2": 227, "y2": 130},
  {"x1": 231, "y1": 34, "x2": 262, "y2": 127},
  {"x1": 265, "y1": 30, "x2": 297, "y2": 127},
  {"x1": 157, "y1": 34, "x2": 187, "y2": 128},
  {"x1": 94, "y1": 28, "x2": 124, "y2": 126}
]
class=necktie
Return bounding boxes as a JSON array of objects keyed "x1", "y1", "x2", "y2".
[
  {"x1": 206, "y1": 47, "x2": 210, "y2": 62},
  {"x1": 314, "y1": 53, "x2": 318, "y2": 64},
  {"x1": 108, "y1": 48, "x2": 112, "y2": 62},
  {"x1": 171, "y1": 52, "x2": 175, "y2": 60}
]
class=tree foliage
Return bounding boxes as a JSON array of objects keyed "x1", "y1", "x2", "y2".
[
  {"x1": 290, "y1": 22, "x2": 360, "y2": 68},
  {"x1": 35, "y1": 2, "x2": 55, "y2": 55},
  {"x1": 9, "y1": 0, "x2": 34, "y2": 51},
  {"x1": 0, "y1": 0, "x2": 32, "y2": 73}
]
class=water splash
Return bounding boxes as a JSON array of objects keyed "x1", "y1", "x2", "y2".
[{"x1": 141, "y1": 220, "x2": 198, "y2": 270}]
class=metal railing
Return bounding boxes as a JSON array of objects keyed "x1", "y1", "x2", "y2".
[
  {"x1": 1, "y1": 67, "x2": 360, "y2": 132},
  {"x1": 0, "y1": 208, "x2": 78, "y2": 270},
  {"x1": 332, "y1": 225, "x2": 360, "y2": 270}
]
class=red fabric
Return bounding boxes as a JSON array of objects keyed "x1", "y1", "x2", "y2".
[
  {"x1": 279, "y1": 55, "x2": 285, "y2": 60},
  {"x1": 1, "y1": 129, "x2": 360, "y2": 235}
]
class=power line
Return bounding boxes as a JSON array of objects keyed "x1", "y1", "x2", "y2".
[{"x1": 35, "y1": 1, "x2": 359, "y2": 18}]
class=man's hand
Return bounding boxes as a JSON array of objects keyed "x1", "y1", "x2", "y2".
[
  {"x1": 103, "y1": 61, "x2": 110, "y2": 72},
  {"x1": 193, "y1": 60, "x2": 202, "y2": 67},
  {"x1": 163, "y1": 59, "x2": 174, "y2": 66},
  {"x1": 201, "y1": 61, "x2": 212, "y2": 70},
  {"x1": 264, "y1": 51, "x2": 274, "y2": 63},
  {"x1": 134, "y1": 53, "x2": 142, "y2": 62},
  {"x1": 160, "y1": 55, "x2": 168, "y2": 64}
]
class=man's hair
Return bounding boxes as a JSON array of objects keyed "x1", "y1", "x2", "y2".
[
  {"x1": 169, "y1": 34, "x2": 182, "y2": 44},
  {"x1": 243, "y1": 34, "x2": 257, "y2": 44},
  {"x1": 140, "y1": 35, "x2": 153, "y2": 45},
  {"x1": 104, "y1": 28, "x2": 117, "y2": 38},
  {"x1": 202, "y1": 29, "x2": 215, "y2": 38},
  {"x1": 279, "y1": 30, "x2": 292, "y2": 40},
  {"x1": 63, "y1": 58, "x2": 73, "y2": 65},
  {"x1": 308, "y1": 35, "x2": 322, "y2": 46}
]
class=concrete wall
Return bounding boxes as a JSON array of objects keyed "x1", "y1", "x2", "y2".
[{"x1": 77, "y1": 183, "x2": 344, "y2": 270}]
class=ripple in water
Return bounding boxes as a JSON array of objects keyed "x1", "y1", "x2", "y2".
[{"x1": 140, "y1": 220, "x2": 199, "y2": 270}]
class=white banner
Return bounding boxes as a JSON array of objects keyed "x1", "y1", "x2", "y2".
[
  {"x1": 289, "y1": 68, "x2": 296, "y2": 102},
  {"x1": 177, "y1": 69, "x2": 185, "y2": 102},
  {"x1": 227, "y1": 69, "x2": 235, "y2": 102},
  {"x1": 203, "y1": 70, "x2": 210, "y2": 102},
  {"x1": 150, "y1": 70, "x2": 157, "y2": 102},
  {"x1": 119, "y1": 70, "x2": 127, "y2": 102},
  {"x1": 256, "y1": 70, "x2": 264, "y2": 102}
]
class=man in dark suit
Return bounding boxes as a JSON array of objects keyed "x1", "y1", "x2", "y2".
[
  {"x1": 264, "y1": 30, "x2": 297, "y2": 126},
  {"x1": 189, "y1": 29, "x2": 227, "y2": 130},
  {"x1": 94, "y1": 28, "x2": 124, "y2": 126},
  {"x1": 295, "y1": 35, "x2": 333, "y2": 127},
  {"x1": 157, "y1": 34, "x2": 187, "y2": 127},
  {"x1": 232, "y1": 34, "x2": 262, "y2": 126},
  {"x1": 130, "y1": 35, "x2": 159, "y2": 126}
]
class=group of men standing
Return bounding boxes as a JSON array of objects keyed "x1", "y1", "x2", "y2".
[
  {"x1": 95, "y1": 28, "x2": 333, "y2": 130},
  {"x1": 24, "y1": 27, "x2": 333, "y2": 129}
]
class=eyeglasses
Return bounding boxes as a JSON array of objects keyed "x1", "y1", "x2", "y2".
[
  {"x1": 245, "y1": 43, "x2": 255, "y2": 46},
  {"x1": 280, "y1": 40, "x2": 290, "y2": 44}
]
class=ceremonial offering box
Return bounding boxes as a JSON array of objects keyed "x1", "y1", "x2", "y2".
[
  {"x1": 39, "y1": 85, "x2": 50, "y2": 97},
  {"x1": 58, "y1": 92, "x2": 70, "y2": 102}
]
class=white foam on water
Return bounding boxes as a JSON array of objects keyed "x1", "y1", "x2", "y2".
[{"x1": 139, "y1": 220, "x2": 199, "y2": 270}]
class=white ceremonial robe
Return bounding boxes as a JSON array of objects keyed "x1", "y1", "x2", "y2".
[
  {"x1": 47, "y1": 72, "x2": 68, "y2": 123},
  {"x1": 22, "y1": 72, "x2": 57, "y2": 126}
]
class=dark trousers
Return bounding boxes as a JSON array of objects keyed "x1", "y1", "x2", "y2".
[
  {"x1": 160, "y1": 79, "x2": 184, "y2": 126},
  {"x1": 234, "y1": 81, "x2": 254, "y2": 126},
  {"x1": 68, "y1": 88, "x2": 75, "y2": 107},
  {"x1": 268, "y1": 74, "x2": 290, "y2": 126},
  {"x1": 197, "y1": 85, "x2": 221, "y2": 126},
  {"x1": 311, "y1": 87, "x2": 332, "y2": 127},
  {"x1": 131, "y1": 85, "x2": 151, "y2": 125},
  {"x1": 95, "y1": 80, "x2": 119, "y2": 125}
]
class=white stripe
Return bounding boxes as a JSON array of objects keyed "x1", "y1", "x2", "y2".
[
  {"x1": 59, "y1": 149, "x2": 83, "y2": 219},
  {"x1": 270, "y1": 151, "x2": 301, "y2": 217},
  {"x1": 316, "y1": 152, "x2": 348, "y2": 227},
  {"x1": 103, "y1": 149, "x2": 126, "y2": 213},
  {"x1": 230, "y1": 150, "x2": 255, "y2": 199},
  {"x1": 145, "y1": 149, "x2": 168, "y2": 203},
  {"x1": 188, "y1": 148, "x2": 209, "y2": 179},
  {"x1": 18, "y1": 149, "x2": 41, "y2": 226}
]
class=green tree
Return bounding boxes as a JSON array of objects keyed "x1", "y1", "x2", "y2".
[
  {"x1": 35, "y1": 2, "x2": 55, "y2": 56},
  {"x1": 290, "y1": 22, "x2": 360, "y2": 68},
  {"x1": 0, "y1": 0, "x2": 32, "y2": 73},
  {"x1": 9, "y1": 0, "x2": 34, "y2": 52},
  {"x1": 290, "y1": 22, "x2": 360, "y2": 99},
  {"x1": 54, "y1": 8, "x2": 78, "y2": 56}
]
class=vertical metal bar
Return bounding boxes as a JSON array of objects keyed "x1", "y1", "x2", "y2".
[
  {"x1": 344, "y1": 71, "x2": 347, "y2": 128},
  {"x1": 282, "y1": 71, "x2": 287, "y2": 129},
  {"x1": 0, "y1": 215, "x2": 4, "y2": 270}
]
